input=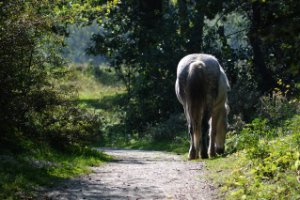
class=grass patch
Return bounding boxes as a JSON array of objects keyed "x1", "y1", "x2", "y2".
[
  {"x1": 65, "y1": 67, "x2": 126, "y2": 102},
  {"x1": 98, "y1": 112, "x2": 190, "y2": 155},
  {"x1": 0, "y1": 143, "x2": 111, "y2": 199},
  {"x1": 65, "y1": 67, "x2": 189, "y2": 153},
  {"x1": 124, "y1": 137, "x2": 190, "y2": 155},
  {"x1": 206, "y1": 114, "x2": 300, "y2": 200},
  {"x1": 76, "y1": 93, "x2": 127, "y2": 110},
  {"x1": 61, "y1": 66, "x2": 128, "y2": 146}
]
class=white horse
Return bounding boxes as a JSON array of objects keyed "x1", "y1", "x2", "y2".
[{"x1": 175, "y1": 54, "x2": 230, "y2": 159}]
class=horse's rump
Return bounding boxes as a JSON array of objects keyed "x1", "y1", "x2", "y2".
[
  {"x1": 178, "y1": 55, "x2": 221, "y2": 125},
  {"x1": 185, "y1": 61, "x2": 207, "y2": 129}
]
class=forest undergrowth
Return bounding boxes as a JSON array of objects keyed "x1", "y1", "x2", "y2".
[
  {"x1": 206, "y1": 90, "x2": 300, "y2": 199},
  {"x1": 0, "y1": 67, "x2": 116, "y2": 199}
]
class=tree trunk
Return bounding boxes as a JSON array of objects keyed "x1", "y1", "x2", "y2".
[
  {"x1": 178, "y1": 0, "x2": 189, "y2": 46},
  {"x1": 187, "y1": 1, "x2": 204, "y2": 53},
  {"x1": 248, "y1": 1, "x2": 275, "y2": 93}
]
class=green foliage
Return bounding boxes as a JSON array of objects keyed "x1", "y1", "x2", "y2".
[
  {"x1": 88, "y1": 1, "x2": 190, "y2": 133},
  {"x1": 1, "y1": 0, "x2": 58, "y2": 150},
  {"x1": 226, "y1": 118, "x2": 270, "y2": 154},
  {"x1": 259, "y1": 86, "x2": 299, "y2": 124},
  {"x1": 0, "y1": 143, "x2": 111, "y2": 199},
  {"x1": 143, "y1": 114, "x2": 186, "y2": 141},
  {"x1": 126, "y1": 136, "x2": 189, "y2": 155},
  {"x1": 0, "y1": 3, "x2": 111, "y2": 198},
  {"x1": 63, "y1": 66, "x2": 127, "y2": 147},
  {"x1": 208, "y1": 100, "x2": 300, "y2": 199},
  {"x1": 224, "y1": 137, "x2": 300, "y2": 199},
  {"x1": 113, "y1": 114, "x2": 189, "y2": 152},
  {"x1": 90, "y1": 64, "x2": 123, "y2": 86},
  {"x1": 0, "y1": 1, "x2": 105, "y2": 152},
  {"x1": 0, "y1": 2, "x2": 112, "y2": 198},
  {"x1": 63, "y1": 21, "x2": 105, "y2": 65},
  {"x1": 33, "y1": 105, "x2": 103, "y2": 150}
]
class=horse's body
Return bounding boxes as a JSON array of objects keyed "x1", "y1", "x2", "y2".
[{"x1": 175, "y1": 54, "x2": 230, "y2": 159}]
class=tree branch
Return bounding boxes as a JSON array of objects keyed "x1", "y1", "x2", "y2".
[{"x1": 225, "y1": 28, "x2": 248, "y2": 37}]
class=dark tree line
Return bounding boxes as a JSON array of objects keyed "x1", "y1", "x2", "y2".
[{"x1": 89, "y1": 0, "x2": 300, "y2": 134}]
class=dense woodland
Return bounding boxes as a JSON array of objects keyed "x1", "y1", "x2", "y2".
[{"x1": 0, "y1": 0, "x2": 300, "y2": 199}]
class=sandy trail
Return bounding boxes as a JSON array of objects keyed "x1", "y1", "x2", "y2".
[{"x1": 45, "y1": 149, "x2": 220, "y2": 200}]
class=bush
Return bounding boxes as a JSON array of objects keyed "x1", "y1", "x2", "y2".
[
  {"x1": 259, "y1": 89, "x2": 299, "y2": 124},
  {"x1": 228, "y1": 59, "x2": 261, "y2": 122},
  {"x1": 38, "y1": 106, "x2": 102, "y2": 150},
  {"x1": 225, "y1": 127, "x2": 300, "y2": 199},
  {"x1": 222, "y1": 100, "x2": 300, "y2": 199},
  {"x1": 143, "y1": 114, "x2": 186, "y2": 141},
  {"x1": 0, "y1": 1, "x2": 103, "y2": 153},
  {"x1": 226, "y1": 118, "x2": 270, "y2": 154}
]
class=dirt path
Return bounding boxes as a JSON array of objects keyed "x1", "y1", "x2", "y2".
[{"x1": 45, "y1": 149, "x2": 220, "y2": 200}]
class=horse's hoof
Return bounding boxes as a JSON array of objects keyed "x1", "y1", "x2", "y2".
[
  {"x1": 208, "y1": 147, "x2": 216, "y2": 158},
  {"x1": 188, "y1": 156, "x2": 194, "y2": 160},
  {"x1": 209, "y1": 152, "x2": 216, "y2": 158},
  {"x1": 189, "y1": 155, "x2": 200, "y2": 160},
  {"x1": 216, "y1": 147, "x2": 224, "y2": 155},
  {"x1": 200, "y1": 152, "x2": 209, "y2": 159},
  {"x1": 189, "y1": 147, "x2": 198, "y2": 160},
  {"x1": 189, "y1": 151, "x2": 198, "y2": 160}
]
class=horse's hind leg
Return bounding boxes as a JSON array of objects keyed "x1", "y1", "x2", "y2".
[
  {"x1": 184, "y1": 106, "x2": 198, "y2": 160},
  {"x1": 215, "y1": 105, "x2": 227, "y2": 155},
  {"x1": 188, "y1": 124, "x2": 197, "y2": 160},
  {"x1": 209, "y1": 112, "x2": 217, "y2": 158},
  {"x1": 189, "y1": 124, "x2": 201, "y2": 160},
  {"x1": 200, "y1": 115, "x2": 209, "y2": 159}
]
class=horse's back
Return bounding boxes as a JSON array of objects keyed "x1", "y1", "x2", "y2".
[{"x1": 177, "y1": 54, "x2": 220, "y2": 77}]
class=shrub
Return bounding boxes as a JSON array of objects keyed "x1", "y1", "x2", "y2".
[
  {"x1": 228, "y1": 59, "x2": 261, "y2": 122},
  {"x1": 259, "y1": 89, "x2": 299, "y2": 125},
  {"x1": 223, "y1": 103, "x2": 300, "y2": 199},
  {"x1": 143, "y1": 114, "x2": 186, "y2": 141}
]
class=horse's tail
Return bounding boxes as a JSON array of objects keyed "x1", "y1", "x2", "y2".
[{"x1": 185, "y1": 61, "x2": 206, "y2": 130}]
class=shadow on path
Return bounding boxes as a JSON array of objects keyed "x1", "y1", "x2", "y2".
[{"x1": 43, "y1": 149, "x2": 220, "y2": 200}]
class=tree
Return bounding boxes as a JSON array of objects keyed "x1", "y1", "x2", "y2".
[
  {"x1": 0, "y1": 0, "x2": 106, "y2": 151},
  {"x1": 244, "y1": 0, "x2": 300, "y2": 93}
]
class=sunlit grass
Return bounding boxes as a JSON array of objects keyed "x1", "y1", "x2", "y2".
[
  {"x1": 66, "y1": 68, "x2": 126, "y2": 101},
  {"x1": 205, "y1": 114, "x2": 300, "y2": 200},
  {"x1": 66, "y1": 68, "x2": 127, "y2": 120}
]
